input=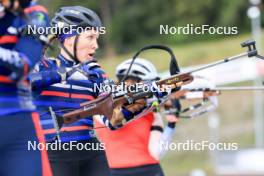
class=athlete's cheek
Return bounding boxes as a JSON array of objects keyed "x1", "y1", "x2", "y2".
[{"x1": 78, "y1": 40, "x2": 92, "y2": 51}]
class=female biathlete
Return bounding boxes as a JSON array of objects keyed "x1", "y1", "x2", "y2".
[
  {"x1": 95, "y1": 58, "x2": 180, "y2": 176},
  {"x1": 0, "y1": 0, "x2": 52, "y2": 175},
  {"x1": 30, "y1": 6, "x2": 147, "y2": 176}
]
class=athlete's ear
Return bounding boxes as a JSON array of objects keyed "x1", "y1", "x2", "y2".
[
  {"x1": 64, "y1": 36, "x2": 75, "y2": 47},
  {"x1": 11, "y1": 0, "x2": 19, "y2": 11}
]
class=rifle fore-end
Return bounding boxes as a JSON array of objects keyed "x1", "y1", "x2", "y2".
[{"x1": 157, "y1": 73, "x2": 193, "y2": 87}]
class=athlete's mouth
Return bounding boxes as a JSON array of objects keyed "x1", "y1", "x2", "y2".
[{"x1": 88, "y1": 53, "x2": 94, "y2": 58}]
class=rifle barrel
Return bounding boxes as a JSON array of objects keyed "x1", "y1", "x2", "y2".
[
  {"x1": 187, "y1": 52, "x2": 248, "y2": 74},
  {"x1": 215, "y1": 86, "x2": 264, "y2": 91},
  {"x1": 184, "y1": 86, "x2": 264, "y2": 92}
]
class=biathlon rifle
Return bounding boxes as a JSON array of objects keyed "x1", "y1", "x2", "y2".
[
  {"x1": 55, "y1": 39, "x2": 264, "y2": 127},
  {"x1": 164, "y1": 85, "x2": 264, "y2": 118}
]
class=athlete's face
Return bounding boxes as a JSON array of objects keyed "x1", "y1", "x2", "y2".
[
  {"x1": 124, "y1": 79, "x2": 137, "y2": 85},
  {"x1": 123, "y1": 78, "x2": 142, "y2": 88},
  {"x1": 0, "y1": 0, "x2": 9, "y2": 8},
  {"x1": 64, "y1": 29, "x2": 99, "y2": 63}
]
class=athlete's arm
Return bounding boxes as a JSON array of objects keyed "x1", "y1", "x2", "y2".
[
  {"x1": 148, "y1": 113, "x2": 177, "y2": 160},
  {"x1": 1, "y1": 9, "x2": 49, "y2": 80}
]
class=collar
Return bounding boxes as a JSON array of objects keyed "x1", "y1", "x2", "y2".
[{"x1": 57, "y1": 54, "x2": 77, "y2": 67}]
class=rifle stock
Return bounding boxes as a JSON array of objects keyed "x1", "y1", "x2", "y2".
[{"x1": 63, "y1": 93, "x2": 114, "y2": 124}]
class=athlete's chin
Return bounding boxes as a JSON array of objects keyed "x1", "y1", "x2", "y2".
[{"x1": 77, "y1": 54, "x2": 92, "y2": 62}]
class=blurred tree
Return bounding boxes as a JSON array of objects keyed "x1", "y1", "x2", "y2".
[
  {"x1": 42, "y1": 0, "x2": 251, "y2": 55},
  {"x1": 99, "y1": 0, "x2": 116, "y2": 58},
  {"x1": 215, "y1": 0, "x2": 249, "y2": 30}
]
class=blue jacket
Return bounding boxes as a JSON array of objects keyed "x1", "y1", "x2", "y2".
[
  {"x1": 30, "y1": 54, "x2": 109, "y2": 142},
  {"x1": 0, "y1": 2, "x2": 49, "y2": 115}
]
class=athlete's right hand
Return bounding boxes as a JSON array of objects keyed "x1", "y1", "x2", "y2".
[{"x1": 81, "y1": 60, "x2": 106, "y2": 84}]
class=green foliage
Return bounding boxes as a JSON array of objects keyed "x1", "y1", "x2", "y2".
[
  {"x1": 109, "y1": 0, "x2": 250, "y2": 53},
  {"x1": 42, "y1": 0, "x2": 253, "y2": 54}
]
